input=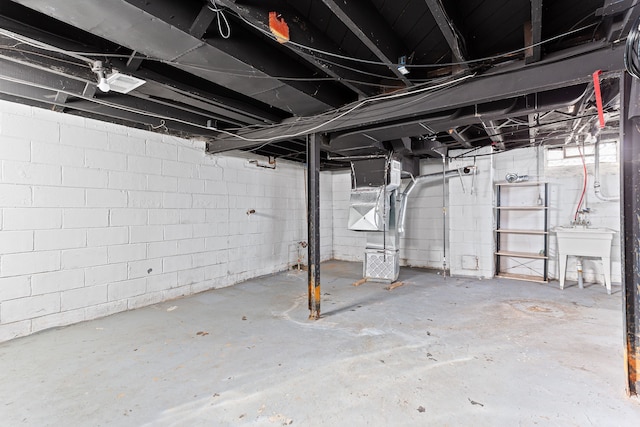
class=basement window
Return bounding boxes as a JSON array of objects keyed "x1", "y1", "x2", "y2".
[{"x1": 546, "y1": 141, "x2": 617, "y2": 167}]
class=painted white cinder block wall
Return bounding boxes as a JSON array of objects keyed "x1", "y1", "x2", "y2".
[
  {"x1": 331, "y1": 145, "x2": 622, "y2": 284},
  {"x1": 0, "y1": 100, "x2": 333, "y2": 342},
  {"x1": 492, "y1": 146, "x2": 621, "y2": 284}
]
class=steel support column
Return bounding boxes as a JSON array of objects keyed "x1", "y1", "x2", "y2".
[
  {"x1": 620, "y1": 72, "x2": 640, "y2": 396},
  {"x1": 307, "y1": 133, "x2": 321, "y2": 320}
]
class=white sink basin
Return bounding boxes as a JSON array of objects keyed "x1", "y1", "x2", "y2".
[{"x1": 553, "y1": 226, "x2": 616, "y2": 293}]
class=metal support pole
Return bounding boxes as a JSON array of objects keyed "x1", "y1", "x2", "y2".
[
  {"x1": 307, "y1": 133, "x2": 321, "y2": 319},
  {"x1": 620, "y1": 72, "x2": 640, "y2": 396}
]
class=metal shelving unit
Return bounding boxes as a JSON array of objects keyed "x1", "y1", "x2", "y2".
[{"x1": 495, "y1": 182, "x2": 549, "y2": 283}]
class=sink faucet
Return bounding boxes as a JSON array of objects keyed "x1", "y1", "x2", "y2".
[{"x1": 571, "y1": 208, "x2": 591, "y2": 227}]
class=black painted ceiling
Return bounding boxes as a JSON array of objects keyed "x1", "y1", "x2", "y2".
[{"x1": 0, "y1": 0, "x2": 634, "y2": 166}]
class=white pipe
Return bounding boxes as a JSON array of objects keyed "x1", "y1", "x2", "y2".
[
  {"x1": 576, "y1": 257, "x2": 584, "y2": 289},
  {"x1": 593, "y1": 137, "x2": 619, "y2": 201}
]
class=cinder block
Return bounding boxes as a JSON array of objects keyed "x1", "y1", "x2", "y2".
[
  {"x1": 35, "y1": 228, "x2": 85, "y2": 251},
  {"x1": 146, "y1": 140, "x2": 177, "y2": 160},
  {"x1": 177, "y1": 238, "x2": 205, "y2": 255},
  {"x1": 107, "y1": 243, "x2": 147, "y2": 263},
  {"x1": 32, "y1": 308, "x2": 86, "y2": 333},
  {"x1": 62, "y1": 247, "x2": 107, "y2": 269},
  {"x1": 61, "y1": 285, "x2": 107, "y2": 311},
  {"x1": 63, "y1": 208, "x2": 109, "y2": 228},
  {"x1": 162, "y1": 285, "x2": 191, "y2": 300},
  {"x1": 0, "y1": 320, "x2": 32, "y2": 343},
  {"x1": 32, "y1": 186, "x2": 85, "y2": 207},
  {"x1": 177, "y1": 266, "x2": 205, "y2": 287},
  {"x1": 1, "y1": 250, "x2": 60, "y2": 277},
  {"x1": 108, "y1": 171, "x2": 147, "y2": 191},
  {"x1": 164, "y1": 224, "x2": 193, "y2": 241},
  {"x1": 192, "y1": 194, "x2": 217, "y2": 208},
  {"x1": 206, "y1": 236, "x2": 229, "y2": 251},
  {"x1": 0, "y1": 230, "x2": 33, "y2": 253},
  {"x1": 163, "y1": 192, "x2": 192, "y2": 208},
  {"x1": 2, "y1": 112, "x2": 59, "y2": 142},
  {"x1": 130, "y1": 225, "x2": 164, "y2": 243},
  {"x1": 162, "y1": 160, "x2": 196, "y2": 178},
  {"x1": 177, "y1": 177, "x2": 205, "y2": 194},
  {"x1": 0, "y1": 276, "x2": 31, "y2": 300},
  {"x1": 31, "y1": 269, "x2": 84, "y2": 294},
  {"x1": 109, "y1": 134, "x2": 145, "y2": 155},
  {"x1": 85, "y1": 149, "x2": 126, "y2": 171},
  {"x1": 127, "y1": 291, "x2": 163, "y2": 310},
  {"x1": 146, "y1": 272, "x2": 178, "y2": 292},
  {"x1": 86, "y1": 189, "x2": 127, "y2": 208},
  {"x1": 84, "y1": 300, "x2": 128, "y2": 321},
  {"x1": 177, "y1": 145, "x2": 204, "y2": 163},
  {"x1": 0, "y1": 136, "x2": 30, "y2": 161},
  {"x1": 1, "y1": 293, "x2": 60, "y2": 323},
  {"x1": 0, "y1": 183, "x2": 31, "y2": 207},
  {"x1": 128, "y1": 155, "x2": 161, "y2": 175},
  {"x1": 2, "y1": 161, "x2": 61, "y2": 185},
  {"x1": 87, "y1": 227, "x2": 128, "y2": 247},
  {"x1": 148, "y1": 209, "x2": 179, "y2": 225},
  {"x1": 180, "y1": 209, "x2": 205, "y2": 224},
  {"x1": 192, "y1": 223, "x2": 217, "y2": 238},
  {"x1": 147, "y1": 241, "x2": 178, "y2": 259},
  {"x1": 60, "y1": 124, "x2": 108, "y2": 149},
  {"x1": 128, "y1": 191, "x2": 162, "y2": 208},
  {"x1": 32, "y1": 142, "x2": 83, "y2": 167},
  {"x1": 203, "y1": 179, "x2": 227, "y2": 194},
  {"x1": 85, "y1": 263, "x2": 127, "y2": 286},
  {"x1": 108, "y1": 278, "x2": 146, "y2": 301},
  {"x1": 147, "y1": 175, "x2": 178, "y2": 193},
  {"x1": 110, "y1": 208, "x2": 148, "y2": 226},
  {"x1": 62, "y1": 166, "x2": 108, "y2": 188},
  {"x1": 193, "y1": 251, "x2": 221, "y2": 268},
  {"x1": 128, "y1": 258, "x2": 162, "y2": 279},
  {"x1": 162, "y1": 254, "x2": 192, "y2": 273}
]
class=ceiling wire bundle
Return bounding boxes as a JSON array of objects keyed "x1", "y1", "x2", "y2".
[
  {"x1": 207, "y1": 0, "x2": 231, "y2": 39},
  {"x1": 624, "y1": 13, "x2": 640, "y2": 78}
]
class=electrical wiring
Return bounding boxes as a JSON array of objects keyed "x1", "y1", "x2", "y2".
[
  {"x1": 206, "y1": 0, "x2": 231, "y2": 39},
  {"x1": 212, "y1": 72, "x2": 476, "y2": 146},
  {"x1": 574, "y1": 142, "x2": 588, "y2": 221},
  {"x1": 624, "y1": 14, "x2": 640, "y2": 78}
]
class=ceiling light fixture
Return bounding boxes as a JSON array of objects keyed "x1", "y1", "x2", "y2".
[
  {"x1": 91, "y1": 60, "x2": 110, "y2": 92},
  {"x1": 106, "y1": 72, "x2": 146, "y2": 94}
]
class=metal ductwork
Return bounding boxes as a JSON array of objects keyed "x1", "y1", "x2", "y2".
[{"x1": 347, "y1": 158, "x2": 476, "y2": 283}]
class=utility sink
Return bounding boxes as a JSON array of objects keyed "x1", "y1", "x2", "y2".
[{"x1": 553, "y1": 226, "x2": 616, "y2": 294}]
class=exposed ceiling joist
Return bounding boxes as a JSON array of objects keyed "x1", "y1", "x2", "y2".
[
  {"x1": 13, "y1": 0, "x2": 338, "y2": 115},
  {"x1": 207, "y1": 43, "x2": 624, "y2": 152},
  {"x1": 216, "y1": 0, "x2": 377, "y2": 98},
  {"x1": 320, "y1": 0, "x2": 412, "y2": 85},
  {"x1": 424, "y1": 0, "x2": 468, "y2": 69},
  {"x1": 190, "y1": 4, "x2": 217, "y2": 39},
  {"x1": 526, "y1": 0, "x2": 543, "y2": 64}
]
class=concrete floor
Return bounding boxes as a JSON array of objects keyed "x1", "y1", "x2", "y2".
[{"x1": 1, "y1": 260, "x2": 639, "y2": 426}]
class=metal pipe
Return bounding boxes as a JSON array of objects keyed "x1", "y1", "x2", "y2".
[
  {"x1": 576, "y1": 257, "x2": 584, "y2": 289},
  {"x1": 307, "y1": 134, "x2": 321, "y2": 320},
  {"x1": 594, "y1": 136, "x2": 620, "y2": 201},
  {"x1": 326, "y1": 154, "x2": 388, "y2": 161},
  {"x1": 397, "y1": 167, "x2": 475, "y2": 235}
]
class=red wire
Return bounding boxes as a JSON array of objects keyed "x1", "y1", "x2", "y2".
[{"x1": 574, "y1": 144, "x2": 588, "y2": 221}]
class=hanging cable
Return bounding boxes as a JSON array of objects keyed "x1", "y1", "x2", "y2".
[
  {"x1": 624, "y1": 13, "x2": 640, "y2": 78},
  {"x1": 207, "y1": 0, "x2": 231, "y2": 39},
  {"x1": 574, "y1": 141, "x2": 588, "y2": 222}
]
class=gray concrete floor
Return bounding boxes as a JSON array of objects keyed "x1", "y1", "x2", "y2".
[{"x1": 1, "y1": 260, "x2": 639, "y2": 426}]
